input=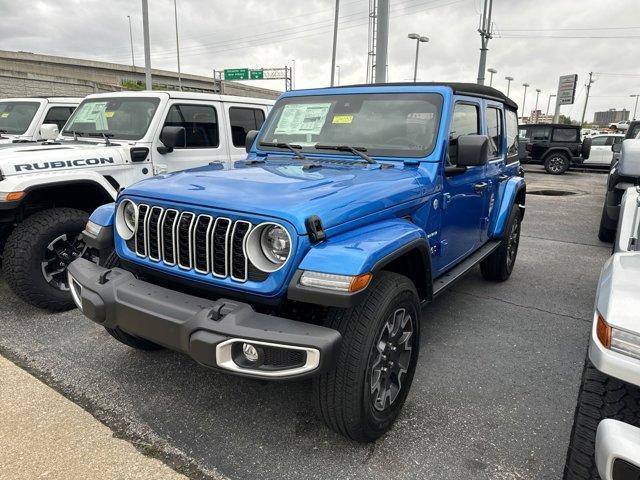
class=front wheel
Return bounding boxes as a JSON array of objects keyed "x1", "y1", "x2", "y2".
[
  {"x1": 3, "y1": 208, "x2": 97, "y2": 312},
  {"x1": 313, "y1": 271, "x2": 420, "y2": 442},
  {"x1": 544, "y1": 152, "x2": 570, "y2": 175}
]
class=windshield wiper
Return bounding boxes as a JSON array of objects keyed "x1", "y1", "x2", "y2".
[
  {"x1": 84, "y1": 132, "x2": 115, "y2": 145},
  {"x1": 62, "y1": 130, "x2": 85, "y2": 141},
  {"x1": 314, "y1": 144, "x2": 376, "y2": 164},
  {"x1": 259, "y1": 141, "x2": 305, "y2": 159}
]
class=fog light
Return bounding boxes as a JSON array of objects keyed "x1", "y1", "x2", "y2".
[{"x1": 242, "y1": 343, "x2": 260, "y2": 363}]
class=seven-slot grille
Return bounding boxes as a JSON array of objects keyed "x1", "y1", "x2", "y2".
[{"x1": 132, "y1": 204, "x2": 254, "y2": 282}]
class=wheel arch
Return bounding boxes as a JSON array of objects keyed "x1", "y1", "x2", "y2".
[
  {"x1": 489, "y1": 176, "x2": 526, "y2": 238},
  {"x1": 543, "y1": 147, "x2": 572, "y2": 161}
]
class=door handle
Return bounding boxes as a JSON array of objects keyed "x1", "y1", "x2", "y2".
[
  {"x1": 497, "y1": 174, "x2": 509, "y2": 182},
  {"x1": 474, "y1": 182, "x2": 489, "y2": 193}
]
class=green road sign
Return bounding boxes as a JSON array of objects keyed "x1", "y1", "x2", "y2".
[
  {"x1": 224, "y1": 68, "x2": 249, "y2": 80},
  {"x1": 250, "y1": 70, "x2": 264, "y2": 80}
]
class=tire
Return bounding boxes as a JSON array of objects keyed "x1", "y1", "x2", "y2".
[
  {"x1": 581, "y1": 137, "x2": 592, "y2": 160},
  {"x1": 104, "y1": 327, "x2": 163, "y2": 351},
  {"x1": 563, "y1": 355, "x2": 640, "y2": 479},
  {"x1": 480, "y1": 206, "x2": 522, "y2": 282},
  {"x1": 544, "y1": 152, "x2": 570, "y2": 175},
  {"x1": 3, "y1": 208, "x2": 96, "y2": 312},
  {"x1": 597, "y1": 206, "x2": 615, "y2": 243},
  {"x1": 313, "y1": 271, "x2": 421, "y2": 442}
]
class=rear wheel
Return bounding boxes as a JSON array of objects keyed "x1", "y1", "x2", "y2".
[
  {"x1": 597, "y1": 206, "x2": 616, "y2": 243},
  {"x1": 480, "y1": 206, "x2": 521, "y2": 282},
  {"x1": 544, "y1": 152, "x2": 570, "y2": 175},
  {"x1": 313, "y1": 272, "x2": 420, "y2": 442}
]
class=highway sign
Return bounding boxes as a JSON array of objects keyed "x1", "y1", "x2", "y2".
[
  {"x1": 250, "y1": 70, "x2": 264, "y2": 80},
  {"x1": 557, "y1": 74, "x2": 578, "y2": 105},
  {"x1": 224, "y1": 68, "x2": 249, "y2": 80}
]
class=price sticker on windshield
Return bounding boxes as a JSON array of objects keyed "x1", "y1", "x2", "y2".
[
  {"x1": 104, "y1": 111, "x2": 115, "y2": 118},
  {"x1": 332, "y1": 115, "x2": 353, "y2": 124},
  {"x1": 0, "y1": 113, "x2": 9, "y2": 118}
]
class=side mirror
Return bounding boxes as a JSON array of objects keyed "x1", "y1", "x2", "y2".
[
  {"x1": 158, "y1": 126, "x2": 186, "y2": 154},
  {"x1": 612, "y1": 143, "x2": 622, "y2": 153},
  {"x1": 245, "y1": 130, "x2": 259, "y2": 153},
  {"x1": 40, "y1": 124, "x2": 59, "y2": 141},
  {"x1": 456, "y1": 135, "x2": 489, "y2": 167}
]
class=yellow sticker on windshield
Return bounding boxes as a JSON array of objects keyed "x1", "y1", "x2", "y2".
[
  {"x1": 104, "y1": 111, "x2": 115, "y2": 118},
  {"x1": 0, "y1": 113, "x2": 9, "y2": 118},
  {"x1": 332, "y1": 115, "x2": 353, "y2": 124}
]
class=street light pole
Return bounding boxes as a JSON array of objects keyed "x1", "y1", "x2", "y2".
[
  {"x1": 487, "y1": 68, "x2": 497, "y2": 87},
  {"x1": 631, "y1": 94, "x2": 640, "y2": 121},
  {"x1": 291, "y1": 59, "x2": 296, "y2": 90},
  {"x1": 408, "y1": 34, "x2": 429, "y2": 82},
  {"x1": 173, "y1": 0, "x2": 182, "y2": 91},
  {"x1": 546, "y1": 94, "x2": 556, "y2": 116},
  {"x1": 141, "y1": 0, "x2": 152, "y2": 90},
  {"x1": 375, "y1": 0, "x2": 390, "y2": 83},
  {"x1": 127, "y1": 15, "x2": 135, "y2": 68},
  {"x1": 522, "y1": 83, "x2": 530, "y2": 122},
  {"x1": 505, "y1": 76, "x2": 513, "y2": 97},
  {"x1": 330, "y1": 0, "x2": 340, "y2": 87},
  {"x1": 534, "y1": 89, "x2": 541, "y2": 122},
  {"x1": 336, "y1": 65, "x2": 341, "y2": 86}
]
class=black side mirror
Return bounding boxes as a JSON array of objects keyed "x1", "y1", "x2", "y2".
[
  {"x1": 612, "y1": 142, "x2": 622, "y2": 153},
  {"x1": 245, "y1": 130, "x2": 259, "y2": 153},
  {"x1": 456, "y1": 135, "x2": 489, "y2": 167},
  {"x1": 158, "y1": 126, "x2": 186, "y2": 154}
]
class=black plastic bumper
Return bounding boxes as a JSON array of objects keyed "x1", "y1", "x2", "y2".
[{"x1": 68, "y1": 258, "x2": 341, "y2": 380}]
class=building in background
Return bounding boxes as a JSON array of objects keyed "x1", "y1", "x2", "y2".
[
  {"x1": 0, "y1": 50, "x2": 279, "y2": 100},
  {"x1": 593, "y1": 108, "x2": 630, "y2": 126},
  {"x1": 520, "y1": 110, "x2": 553, "y2": 124}
]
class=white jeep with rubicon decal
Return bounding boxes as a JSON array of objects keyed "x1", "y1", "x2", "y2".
[{"x1": 0, "y1": 90, "x2": 273, "y2": 311}]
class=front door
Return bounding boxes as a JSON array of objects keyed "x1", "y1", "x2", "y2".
[{"x1": 439, "y1": 99, "x2": 487, "y2": 271}]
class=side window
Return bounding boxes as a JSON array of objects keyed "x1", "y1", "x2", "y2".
[
  {"x1": 163, "y1": 104, "x2": 219, "y2": 148},
  {"x1": 519, "y1": 127, "x2": 530, "y2": 140},
  {"x1": 486, "y1": 106, "x2": 503, "y2": 158},
  {"x1": 505, "y1": 109, "x2": 519, "y2": 163},
  {"x1": 613, "y1": 136, "x2": 624, "y2": 144},
  {"x1": 43, "y1": 107, "x2": 75, "y2": 131},
  {"x1": 531, "y1": 126, "x2": 550, "y2": 140},
  {"x1": 590, "y1": 136, "x2": 608, "y2": 146},
  {"x1": 449, "y1": 103, "x2": 479, "y2": 165},
  {"x1": 552, "y1": 128, "x2": 578, "y2": 142},
  {"x1": 229, "y1": 107, "x2": 266, "y2": 148}
]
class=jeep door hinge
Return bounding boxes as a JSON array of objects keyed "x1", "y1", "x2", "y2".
[
  {"x1": 153, "y1": 164, "x2": 168, "y2": 175},
  {"x1": 442, "y1": 193, "x2": 451, "y2": 209}
]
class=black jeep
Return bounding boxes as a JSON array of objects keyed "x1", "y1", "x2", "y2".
[{"x1": 519, "y1": 123, "x2": 591, "y2": 175}]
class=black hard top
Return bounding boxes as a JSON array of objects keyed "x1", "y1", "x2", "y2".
[
  {"x1": 336, "y1": 82, "x2": 518, "y2": 111},
  {"x1": 521, "y1": 123, "x2": 580, "y2": 129}
]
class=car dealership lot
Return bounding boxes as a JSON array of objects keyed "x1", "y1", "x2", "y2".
[{"x1": 0, "y1": 166, "x2": 611, "y2": 480}]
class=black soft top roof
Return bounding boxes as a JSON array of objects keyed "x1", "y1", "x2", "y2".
[{"x1": 337, "y1": 82, "x2": 518, "y2": 111}]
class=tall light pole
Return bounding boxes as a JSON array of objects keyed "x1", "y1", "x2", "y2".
[
  {"x1": 487, "y1": 68, "x2": 497, "y2": 87},
  {"x1": 534, "y1": 89, "x2": 541, "y2": 122},
  {"x1": 173, "y1": 0, "x2": 182, "y2": 91},
  {"x1": 631, "y1": 94, "x2": 640, "y2": 120},
  {"x1": 141, "y1": 0, "x2": 152, "y2": 90},
  {"x1": 375, "y1": 0, "x2": 390, "y2": 83},
  {"x1": 408, "y1": 34, "x2": 429, "y2": 82},
  {"x1": 291, "y1": 59, "x2": 296, "y2": 90},
  {"x1": 505, "y1": 76, "x2": 514, "y2": 97},
  {"x1": 330, "y1": 0, "x2": 340, "y2": 86},
  {"x1": 522, "y1": 83, "x2": 530, "y2": 122},
  {"x1": 476, "y1": 0, "x2": 494, "y2": 85},
  {"x1": 336, "y1": 65, "x2": 341, "y2": 86},
  {"x1": 546, "y1": 94, "x2": 556, "y2": 116},
  {"x1": 127, "y1": 16, "x2": 135, "y2": 68}
]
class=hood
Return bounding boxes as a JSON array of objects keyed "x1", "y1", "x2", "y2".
[
  {"x1": 124, "y1": 160, "x2": 427, "y2": 234},
  {"x1": 0, "y1": 140, "x2": 127, "y2": 176}
]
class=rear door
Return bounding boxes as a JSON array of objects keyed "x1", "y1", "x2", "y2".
[{"x1": 482, "y1": 101, "x2": 506, "y2": 243}]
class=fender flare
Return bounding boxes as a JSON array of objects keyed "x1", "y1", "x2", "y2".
[
  {"x1": 489, "y1": 176, "x2": 526, "y2": 239},
  {"x1": 543, "y1": 147, "x2": 573, "y2": 161},
  {"x1": 88, "y1": 202, "x2": 116, "y2": 227}
]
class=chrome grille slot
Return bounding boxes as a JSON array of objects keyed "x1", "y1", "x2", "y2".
[
  {"x1": 230, "y1": 221, "x2": 251, "y2": 282},
  {"x1": 193, "y1": 215, "x2": 213, "y2": 274},
  {"x1": 135, "y1": 204, "x2": 149, "y2": 257},
  {"x1": 177, "y1": 212, "x2": 195, "y2": 269},
  {"x1": 147, "y1": 206, "x2": 163, "y2": 261},
  {"x1": 211, "y1": 218, "x2": 231, "y2": 278},
  {"x1": 161, "y1": 209, "x2": 178, "y2": 265}
]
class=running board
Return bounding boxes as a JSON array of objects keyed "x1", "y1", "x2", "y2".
[{"x1": 432, "y1": 240, "x2": 502, "y2": 297}]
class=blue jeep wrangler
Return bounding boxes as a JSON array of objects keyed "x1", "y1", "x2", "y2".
[{"x1": 69, "y1": 83, "x2": 526, "y2": 442}]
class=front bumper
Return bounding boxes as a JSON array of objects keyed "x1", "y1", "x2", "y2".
[{"x1": 68, "y1": 258, "x2": 341, "y2": 380}]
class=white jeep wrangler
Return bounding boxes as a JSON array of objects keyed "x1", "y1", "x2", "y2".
[
  {"x1": 0, "y1": 90, "x2": 273, "y2": 311},
  {"x1": 0, "y1": 97, "x2": 81, "y2": 145}
]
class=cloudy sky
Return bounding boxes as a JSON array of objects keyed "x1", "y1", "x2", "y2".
[{"x1": 1, "y1": 0, "x2": 639, "y2": 121}]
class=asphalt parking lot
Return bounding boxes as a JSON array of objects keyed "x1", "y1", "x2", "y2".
[{"x1": 0, "y1": 165, "x2": 612, "y2": 480}]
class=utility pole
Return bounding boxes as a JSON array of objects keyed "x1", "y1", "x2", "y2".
[
  {"x1": 375, "y1": 0, "x2": 389, "y2": 83},
  {"x1": 291, "y1": 59, "x2": 296, "y2": 89},
  {"x1": 487, "y1": 68, "x2": 497, "y2": 87},
  {"x1": 505, "y1": 76, "x2": 513, "y2": 97},
  {"x1": 330, "y1": 0, "x2": 340, "y2": 86},
  {"x1": 141, "y1": 0, "x2": 152, "y2": 90},
  {"x1": 522, "y1": 83, "x2": 530, "y2": 122},
  {"x1": 534, "y1": 89, "x2": 541, "y2": 122},
  {"x1": 546, "y1": 94, "x2": 556, "y2": 116},
  {"x1": 630, "y1": 94, "x2": 639, "y2": 120},
  {"x1": 336, "y1": 65, "x2": 341, "y2": 85},
  {"x1": 173, "y1": 0, "x2": 182, "y2": 90},
  {"x1": 127, "y1": 16, "x2": 135, "y2": 68},
  {"x1": 476, "y1": 0, "x2": 493, "y2": 85},
  {"x1": 580, "y1": 72, "x2": 594, "y2": 126}
]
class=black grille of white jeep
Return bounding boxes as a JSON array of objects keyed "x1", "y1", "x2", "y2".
[{"x1": 131, "y1": 204, "x2": 264, "y2": 283}]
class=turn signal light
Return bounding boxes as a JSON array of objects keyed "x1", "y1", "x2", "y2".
[
  {"x1": 349, "y1": 273, "x2": 372, "y2": 292},
  {"x1": 5, "y1": 191, "x2": 25, "y2": 201},
  {"x1": 596, "y1": 312, "x2": 612, "y2": 349}
]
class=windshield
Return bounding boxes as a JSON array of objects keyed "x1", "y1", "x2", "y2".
[
  {"x1": 0, "y1": 101, "x2": 40, "y2": 135},
  {"x1": 258, "y1": 93, "x2": 443, "y2": 158},
  {"x1": 62, "y1": 97, "x2": 160, "y2": 140}
]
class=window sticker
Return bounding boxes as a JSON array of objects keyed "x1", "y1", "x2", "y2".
[
  {"x1": 332, "y1": 114, "x2": 353, "y2": 124},
  {"x1": 274, "y1": 103, "x2": 331, "y2": 135},
  {"x1": 74, "y1": 101, "x2": 109, "y2": 129},
  {"x1": 104, "y1": 111, "x2": 115, "y2": 118},
  {"x1": 0, "y1": 113, "x2": 9, "y2": 118}
]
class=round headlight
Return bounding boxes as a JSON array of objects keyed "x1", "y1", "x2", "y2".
[
  {"x1": 246, "y1": 222, "x2": 292, "y2": 273},
  {"x1": 116, "y1": 199, "x2": 138, "y2": 240}
]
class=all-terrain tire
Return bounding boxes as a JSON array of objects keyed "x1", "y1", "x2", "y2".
[
  {"x1": 104, "y1": 327, "x2": 163, "y2": 351},
  {"x1": 544, "y1": 152, "x2": 570, "y2": 175},
  {"x1": 3, "y1": 208, "x2": 90, "y2": 312},
  {"x1": 313, "y1": 271, "x2": 420, "y2": 442},
  {"x1": 597, "y1": 206, "x2": 616, "y2": 243},
  {"x1": 563, "y1": 355, "x2": 640, "y2": 479},
  {"x1": 480, "y1": 206, "x2": 522, "y2": 282}
]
